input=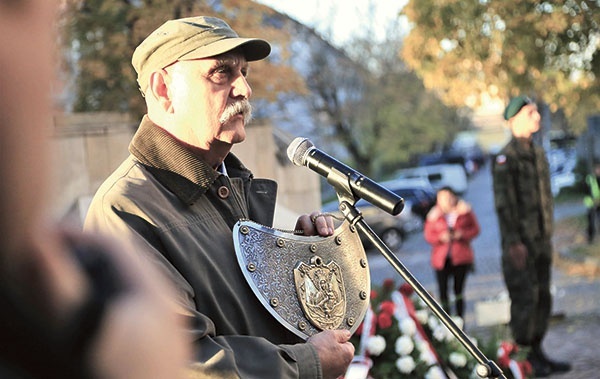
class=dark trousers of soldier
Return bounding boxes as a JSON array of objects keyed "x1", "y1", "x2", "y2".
[
  {"x1": 501, "y1": 236, "x2": 552, "y2": 348},
  {"x1": 435, "y1": 258, "x2": 471, "y2": 318},
  {"x1": 587, "y1": 205, "x2": 600, "y2": 243}
]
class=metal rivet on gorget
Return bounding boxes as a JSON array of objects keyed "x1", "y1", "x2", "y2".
[
  {"x1": 349, "y1": 225, "x2": 356, "y2": 233},
  {"x1": 298, "y1": 321, "x2": 307, "y2": 331},
  {"x1": 309, "y1": 244, "x2": 317, "y2": 253},
  {"x1": 360, "y1": 258, "x2": 367, "y2": 268},
  {"x1": 476, "y1": 364, "x2": 491, "y2": 377},
  {"x1": 276, "y1": 238, "x2": 285, "y2": 248},
  {"x1": 270, "y1": 297, "x2": 279, "y2": 307},
  {"x1": 347, "y1": 317, "x2": 355, "y2": 327},
  {"x1": 247, "y1": 263, "x2": 256, "y2": 272},
  {"x1": 240, "y1": 225, "x2": 249, "y2": 235},
  {"x1": 359, "y1": 291, "x2": 367, "y2": 300},
  {"x1": 335, "y1": 236, "x2": 342, "y2": 245}
]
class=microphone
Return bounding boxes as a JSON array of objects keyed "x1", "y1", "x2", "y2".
[{"x1": 287, "y1": 137, "x2": 404, "y2": 216}]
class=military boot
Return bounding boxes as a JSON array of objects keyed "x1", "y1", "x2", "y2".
[
  {"x1": 527, "y1": 350, "x2": 552, "y2": 377},
  {"x1": 532, "y1": 344, "x2": 572, "y2": 373},
  {"x1": 544, "y1": 356, "x2": 572, "y2": 373}
]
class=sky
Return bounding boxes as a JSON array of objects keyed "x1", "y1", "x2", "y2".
[{"x1": 255, "y1": 0, "x2": 409, "y2": 47}]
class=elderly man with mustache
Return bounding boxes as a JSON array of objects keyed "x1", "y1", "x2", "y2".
[{"x1": 85, "y1": 16, "x2": 353, "y2": 379}]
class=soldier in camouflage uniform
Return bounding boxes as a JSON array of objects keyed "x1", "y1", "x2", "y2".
[{"x1": 492, "y1": 95, "x2": 571, "y2": 377}]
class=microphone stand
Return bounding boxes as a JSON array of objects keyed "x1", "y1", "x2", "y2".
[{"x1": 327, "y1": 169, "x2": 505, "y2": 379}]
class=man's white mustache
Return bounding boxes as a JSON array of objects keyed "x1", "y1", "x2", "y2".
[{"x1": 220, "y1": 100, "x2": 253, "y2": 125}]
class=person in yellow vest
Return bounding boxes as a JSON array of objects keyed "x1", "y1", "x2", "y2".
[{"x1": 584, "y1": 163, "x2": 600, "y2": 243}]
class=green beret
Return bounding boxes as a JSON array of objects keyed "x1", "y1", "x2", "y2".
[
  {"x1": 132, "y1": 16, "x2": 271, "y2": 92},
  {"x1": 503, "y1": 95, "x2": 533, "y2": 120}
]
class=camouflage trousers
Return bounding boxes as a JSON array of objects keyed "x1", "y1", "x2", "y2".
[{"x1": 502, "y1": 236, "x2": 552, "y2": 346}]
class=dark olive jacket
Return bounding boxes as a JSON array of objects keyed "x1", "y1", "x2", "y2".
[
  {"x1": 492, "y1": 137, "x2": 553, "y2": 249},
  {"x1": 85, "y1": 116, "x2": 321, "y2": 379}
]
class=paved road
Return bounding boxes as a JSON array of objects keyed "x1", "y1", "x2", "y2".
[
  {"x1": 368, "y1": 164, "x2": 599, "y2": 319},
  {"x1": 368, "y1": 164, "x2": 506, "y2": 298},
  {"x1": 365, "y1": 165, "x2": 600, "y2": 378}
]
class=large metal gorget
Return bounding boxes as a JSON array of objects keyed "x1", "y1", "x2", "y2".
[{"x1": 233, "y1": 219, "x2": 370, "y2": 340}]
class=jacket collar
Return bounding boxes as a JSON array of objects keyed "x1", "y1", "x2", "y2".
[
  {"x1": 426, "y1": 200, "x2": 471, "y2": 221},
  {"x1": 128, "y1": 116, "x2": 251, "y2": 205},
  {"x1": 512, "y1": 136, "x2": 533, "y2": 151}
]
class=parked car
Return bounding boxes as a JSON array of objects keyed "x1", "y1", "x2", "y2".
[
  {"x1": 418, "y1": 135, "x2": 486, "y2": 177},
  {"x1": 320, "y1": 200, "x2": 415, "y2": 251},
  {"x1": 448, "y1": 132, "x2": 487, "y2": 175},
  {"x1": 551, "y1": 171, "x2": 576, "y2": 196},
  {"x1": 378, "y1": 178, "x2": 437, "y2": 221},
  {"x1": 394, "y1": 163, "x2": 468, "y2": 195}
]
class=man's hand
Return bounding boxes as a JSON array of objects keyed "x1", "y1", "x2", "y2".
[
  {"x1": 295, "y1": 211, "x2": 335, "y2": 236},
  {"x1": 308, "y1": 329, "x2": 354, "y2": 379},
  {"x1": 508, "y1": 242, "x2": 528, "y2": 270}
]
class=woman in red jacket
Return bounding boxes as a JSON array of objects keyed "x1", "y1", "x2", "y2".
[{"x1": 424, "y1": 186, "x2": 480, "y2": 318}]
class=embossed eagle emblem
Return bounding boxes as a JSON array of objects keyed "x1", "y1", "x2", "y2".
[{"x1": 294, "y1": 256, "x2": 346, "y2": 330}]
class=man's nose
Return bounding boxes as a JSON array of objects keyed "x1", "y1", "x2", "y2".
[{"x1": 231, "y1": 75, "x2": 252, "y2": 99}]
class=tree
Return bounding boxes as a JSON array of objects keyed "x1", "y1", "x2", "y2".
[
  {"x1": 401, "y1": 0, "x2": 600, "y2": 132},
  {"x1": 305, "y1": 15, "x2": 469, "y2": 178},
  {"x1": 61, "y1": 0, "x2": 471, "y2": 178},
  {"x1": 61, "y1": 0, "x2": 306, "y2": 117}
]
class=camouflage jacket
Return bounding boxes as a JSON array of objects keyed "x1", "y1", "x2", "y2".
[{"x1": 492, "y1": 137, "x2": 553, "y2": 247}]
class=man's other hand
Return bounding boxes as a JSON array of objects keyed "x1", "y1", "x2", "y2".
[{"x1": 308, "y1": 329, "x2": 354, "y2": 379}]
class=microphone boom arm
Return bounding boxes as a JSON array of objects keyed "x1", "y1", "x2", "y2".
[{"x1": 327, "y1": 167, "x2": 505, "y2": 379}]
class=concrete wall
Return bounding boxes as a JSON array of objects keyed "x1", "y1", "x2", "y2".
[
  {"x1": 50, "y1": 112, "x2": 136, "y2": 222},
  {"x1": 50, "y1": 113, "x2": 320, "y2": 228}
]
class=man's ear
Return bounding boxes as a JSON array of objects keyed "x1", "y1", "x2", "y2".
[{"x1": 148, "y1": 69, "x2": 173, "y2": 113}]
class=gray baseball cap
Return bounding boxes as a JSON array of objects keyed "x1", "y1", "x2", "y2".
[{"x1": 132, "y1": 16, "x2": 271, "y2": 91}]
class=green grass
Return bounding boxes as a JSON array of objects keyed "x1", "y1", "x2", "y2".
[
  {"x1": 570, "y1": 240, "x2": 600, "y2": 260},
  {"x1": 554, "y1": 213, "x2": 600, "y2": 261},
  {"x1": 554, "y1": 186, "x2": 586, "y2": 203}
]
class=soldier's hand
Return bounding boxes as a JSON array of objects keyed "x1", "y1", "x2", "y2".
[
  {"x1": 508, "y1": 242, "x2": 528, "y2": 270},
  {"x1": 308, "y1": 329, "x2": 354, "y2": 379},
  {"x1": 295, "y1": 212, "x2": 335, "y2": 236}
]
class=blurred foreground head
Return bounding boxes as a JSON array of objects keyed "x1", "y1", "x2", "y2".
[{"x1": 0, "y1": 0, "x2": 57, "y2": 262}]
